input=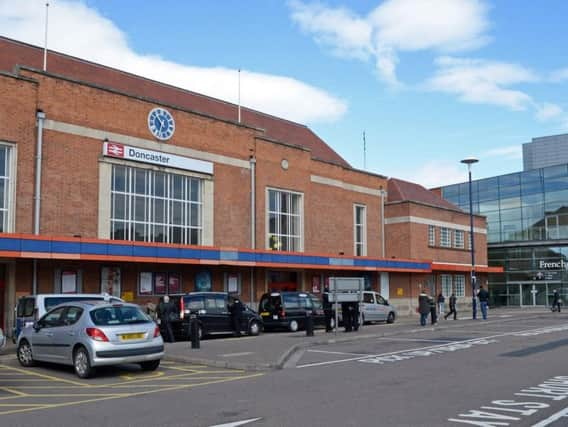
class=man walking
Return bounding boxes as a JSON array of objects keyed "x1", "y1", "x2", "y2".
[
  {"x1": 552, "y1": 289, "x2": 561, "y2": 313},
  {"x1": 429, "y1": 293, "x2": 437, "y2": 325},
  {"x1": 478, "y1": 285, "x2": 489, "y2": 320},
  {"x1": 157, "y1": 295, "x2": 175, "y2": 343},
  {"x1": 444, "y1": 293, "x2": 457, "y2": 320},
  {"x1": 229, "y1": 296, "x2": 243, "y2": 336},
  {"x1": 437, "y1": 292, "x2": 445, "y2": 318},
  {"x1": 418, "y1": 288, "x2": 430, "y2": 327}
]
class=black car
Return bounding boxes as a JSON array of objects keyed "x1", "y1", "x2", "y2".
[
  {"x1": 173, "y1": 292, "x2": 263, "y2": 340},
  {"x1": 258, "y1": 291, "x2": 328, "y2": 332}
]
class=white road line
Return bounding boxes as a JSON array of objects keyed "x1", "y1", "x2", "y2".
[
  {"x1": 531, "y1": 406, "x2": 568, "y2": 426},
  {"x1": 297, "y1": 322, "x2": 568, "y2": 369},
  {"x1": 376, "y1": 338, "x2": 455, "y2": 343},
  {"x1": 308, "y1": 350, "x2": 369, "y2": 356},
  {"x1": 209, "y1": 417, "x2": 262, "y2": 427},
  {"x1": 220, "y1": 352, "x2": 254, "y2": 358}
]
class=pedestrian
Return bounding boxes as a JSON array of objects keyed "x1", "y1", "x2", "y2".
[
  {"x1": 437, "y1": 292, "x2": 445, "y2": 317},
  {"x1": 157, "y1": 295, "x2": 175, "y2": 343},
  {"x1": 351, "y1": 300, "x2": 360, "y2": 332},
  {"x1": 477, "y1": 285, "x2": 489, "y2": 320},
  {"x1": 418, "y1": 288, "x2": 430, "y2": 326},
  {"x1": 342, "y1": 301, "x2": 352, "y2": 332},
  {"x1": 323, "y1": 287, "x2": 333, "y2": 332},
  {"x1": 444, "y1": 293, "x2": 457, "y2": 320},
  {"x1": 552, "y1": 289, "x2": 561, "y2": 313},
  {"x1": 429, "y1": 294, "x2": 437, "y2": 325},
  {"x1": 229, "y1": 296, "x2": 243, "y2": 336}
]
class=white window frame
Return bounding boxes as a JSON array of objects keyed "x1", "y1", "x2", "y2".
[
  {"x1": 441, "y1": 274, "x2": 452, "y2": 297},
  {"x1": 440, "y1": 227, "x2": 452, "y2": 248},
  {"x1": 266, "y1": 187, "x2": 304, "y2": 252},
  {"x1": 354, "y1": 204, "x2": 367, "y2": 256},
  {"x1": 110, "y1": 164, "x2": 204, "y2": 245},
  {"x1": 454, "y1": 229, "x2": 464, "y2": 249},
  {"x1": 428, "y1": 225, "x2": 436, "y2": 247},
  {"x1": 454, "y1": 275, "x2": 465, "y2": 297},
  {"x1": 0, "y1": 143, "x2": 16, "y2": 233}
]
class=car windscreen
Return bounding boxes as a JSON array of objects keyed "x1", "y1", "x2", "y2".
[
  {"x1": 283, "y1": 294, "x2": 313, "y2": 309},
  {"x1": 45, "y1": 296, "x2": 120, "y2": 312},
  {"x1": 17, "y1": 298, "x2": 35, "y2": 317},
  {"x1": 89, "y1": 306, "x2": 152, "y2": 326},
  {"x1": 259, "y1": 295, "x2": 282, "y2": 312}
]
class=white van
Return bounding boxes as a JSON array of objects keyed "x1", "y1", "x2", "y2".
[
  {"x1": 13, "y1": 293, "x2": 122, "y2": 342},
  {"x1": 359, "y1": 291, "x2": 396, "y2": 324}
]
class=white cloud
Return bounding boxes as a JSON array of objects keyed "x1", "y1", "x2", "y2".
[
  {"x1": 0, "y1": 0, "x2": 347, "y2": 124},
  {"x1": 394, "y1": 160, "x2": 467, "y2": 188},
  {"x1": 289, "y1": 0, "x2": 490, "y2": 85},
  {"x1": 550, "y1": 68, "x2": 568, "y2": 82},
  {"x1": 425, "y1": 56, "x2": 537, "y2": 110},
  {"x1": 535, "y1": 103, "x2": 564, "y2": 121},
  {"x1": 483, "y1": 145, "x2": 522, "y2": 160}
]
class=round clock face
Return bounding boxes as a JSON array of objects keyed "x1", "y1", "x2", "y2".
[{"x1": 148, "y1": 107, "x2": 175, "y2": 141}]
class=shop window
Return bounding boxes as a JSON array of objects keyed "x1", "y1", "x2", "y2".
[
  {"x1": 454, "y1": 275, "x2": 465, "y2": 297},
  {"x1": 138, "y1": 272, "x2": 182, "y2": 296},
  {"x1": 54, "y1": 269, "x2": 82, "y2": 294},
  {"x1": 100, "y1": 266, "x2": 121, "y2": 298},
  {"x1": 441, "y1": 274, "x2": 452, "y2": 297},
  {"x1": 224, "y1": 273, "x2": 241, "y2": 295},
  {"x1": 0, "y1": 144, "x2": 14, "y2": 232},
  {"x1": 440, "y1": 227, "x2": 451, "y2": 248},
  {"x1": 428, "y1": 225, "x2": 436, "y2": 247},
  {"x1": 111, "y1": 164, "x2": 203, "y2": 245},
  {"x1": 267, "y1": 188, "x2": 303, "y2": 251},
  {"x1": 354, "y1": 204, "x2": 367, "y2": 256}
]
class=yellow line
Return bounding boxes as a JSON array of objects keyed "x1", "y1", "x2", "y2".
[
  {"x1": 26, "y1": 393, "x2": 127, "y2": 397},
  {"x1": 120, "y1": 371, "x2": 164, "y2": 381},
  {"x1": 0, "y1": 364, "x2": 89, "y2": 387},
  {"x1": 0, "y1": 387, "x2": 28, "y2": 397},
  {"x1": 0, "y1": 404, "x2": 48, "y2": 407}
]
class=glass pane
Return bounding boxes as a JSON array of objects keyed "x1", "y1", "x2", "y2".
[
  {"x1": 291, "y1": 194, "x2": 300, "y2": 214},
  {"x1": 190, "y1": 203, "x2": 199, "y2": 227},
  {"x1": 190, "y1": 179, "x2": 200, "y2": 202},
  {"x1": 269, "y1": 190, "x2": 276, "y2": 212},
  {"x1": 170, "y1": 227, "x2": 182, "y2": 244},
  {"x1": 171, "y1": 201, "x2": 183, "y2": 224},
  {"x1": 111, "y1": 221, "x2": 126, "y2": 240},
  {"x1": 134, "y1": 223, "x2": 146, "y2": 241},
  {"x1": 153, "y1": 225, "x2": 165, "y2": 243},
  {"x1": 134, "y1": 170, "x2": 147, "y2": 194},
  {"x1": 113, "y1": 166, "x2": 126, "y2": 192},
  {"x1": 0, "y1": 180, "x2": 5, "y2": 209},
  {"x1": 280, "y1": 213, "x2": 288, "y2": 235},
  {"x1": 281, "y1": 193, "x2": 289, "y2": 214},
  {"x1": 190, "y1": 228, "x2": 199, "y2": 245},
  {"x1": 134, "y1": 196, "x2": 146, "y2": 221},
  {"x1": 172, "y1": 175, "x2": 184, "y2": 199},
  {"x1": 154, "y1": 198, "x2": 165, "y2": 223},
  {"x1": 0, "y1": 148, "x2": 6, "y2": 176},
  {"x1": 0, "y1": 211, "x2": 5, "y2": 233},
  {"x1": 154, "y1": 173, "x2": 166, "y2": 197},
  {"x1": 113, "y1": 193, "x2": 126, "y2": 219},
  {"x1": 291, "y1": 215, "x2": 300, "y2": 236},
  {"x1": 269, "y1": 213, "x2": 277, "y2": 234}
]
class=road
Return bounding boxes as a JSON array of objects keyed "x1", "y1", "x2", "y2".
[{"x1": 2, "y1": 312, "x2": 568, "y2": 426}]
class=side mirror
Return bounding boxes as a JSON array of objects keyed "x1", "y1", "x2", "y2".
[
  {"x1": 384, "y1": 300, "x2": 389, "y2": 306},
  {"x1": 33, "y1": 321, "x2": 42, "y2": 332}
]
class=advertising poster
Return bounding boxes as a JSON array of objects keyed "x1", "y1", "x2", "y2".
[
  {"x1": 101, "y1": 266, "x2": 121, "y2": 297},
  {"x1": 227, "y1": 274, "x2": 238, "y2": 293},
  {"x1": 61, "y1": 271, "x2": 77, "y2": 294},
  {"x1": 168, "y1": 273, "x2": 181, "y2": 294},
  {"x1": 312, "y1": 276, "x2": 321, "y2": 293},
  {"x1": 139, "y1": 272, "x2": 153, "y2": 295},
  {"x1": 195, "y1": 271, "x2": 212, "y2": 292},
  {"x1": 154, "y1": 273, "x2": 167, "y2": 294}
]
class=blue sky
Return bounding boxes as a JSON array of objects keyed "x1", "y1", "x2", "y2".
[{"x1": 2, "y1": 0, "x2": 568, "y2": 187}]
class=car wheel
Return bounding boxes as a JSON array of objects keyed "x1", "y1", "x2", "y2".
[
  {"x1": 140, "y1": 359, "x2": 160, "y2": 371},
  {"x1": 73, "y1": 346, "x2": 95, "y2": 379},
  {"x1": 387, "y1": 312, "x2": 396, "y2": 324},
  {"x1": 248, "y1": 320, "x2": 261, "y2": 336},
  {"x1": 289, "y1": 319, "x2": 299, "y2": 332},
  {"x1": 17, "y1": 340, "x2": 35, "y2": 367}
]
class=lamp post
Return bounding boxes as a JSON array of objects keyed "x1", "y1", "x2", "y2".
[{"x1": 461, "y1": 157, "x2": 479, "y2": 320}]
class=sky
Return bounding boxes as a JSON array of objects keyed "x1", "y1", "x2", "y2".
[{"x1": 1, "y1": 0, "x2": 568, "y2": 187}]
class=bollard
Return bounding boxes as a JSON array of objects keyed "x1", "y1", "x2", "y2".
[
  {"x1": 305, "y1": 311, "x2": 314, "y2": 337},
  {"x1": 190, "y1": 314, "x2": 200, "y2": 349}
]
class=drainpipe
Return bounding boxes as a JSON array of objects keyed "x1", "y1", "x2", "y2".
[
  {"x1": 250, "y1": 156, "x2": 256, "y2": 307},
  {"x1": 33, "y1": 110, "x2": 46, "y2": 295}
]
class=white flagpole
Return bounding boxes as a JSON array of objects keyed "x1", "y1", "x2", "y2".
[
  {"x1": 43, "y1": 2, "x2": 50, "y2": 71},
  {"x1": 238, "y1": 68, "x2": 241, "y2": 123},
  {"x1": 363, "y1": 131, "x2": 367, "y2": 169}
]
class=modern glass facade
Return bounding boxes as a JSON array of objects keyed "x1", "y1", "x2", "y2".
[{"x1": 441, "y1": 164, "x2": 568, "y2": 307}]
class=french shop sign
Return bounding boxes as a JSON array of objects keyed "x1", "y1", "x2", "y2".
[
  {"x1": 103, "y1": 142, "x2": 213, "y2": 174},
  {"x1": 538, "y1": 260, "x2": 568, "y2": 270}
]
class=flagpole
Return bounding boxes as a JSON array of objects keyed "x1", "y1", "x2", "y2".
[
  {"x1": 363, "y1": 131, "x2": 367, "y2": 169},
  {"x1": 43, "y1": 2, "x2": 50, "y2": 71}
]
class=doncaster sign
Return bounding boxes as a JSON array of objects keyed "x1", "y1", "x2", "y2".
[{"x1": 103, "y1": 142, "x2": 213, "y2": 174}]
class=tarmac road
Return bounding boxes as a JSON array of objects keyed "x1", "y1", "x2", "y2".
[{"x1": 2, "y1": 311, "x2": 568, "y2": 426}]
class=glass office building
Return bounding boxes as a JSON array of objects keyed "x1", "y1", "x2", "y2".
[{"x1": 441, "y1": 163, "x2": 568, "y2": 307}]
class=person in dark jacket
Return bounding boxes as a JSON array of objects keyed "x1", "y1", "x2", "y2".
[
  {"x1": 323, "y1": 288, "x2": 333, "y2": 332},
  {"x1": 342, "y1": 301, "x2": 352, "y2": 332},
  {"x1": 552, "y1": 289, "x2": 561, "y2": 313},
  {"x1": 437, "y1": 292, "x2": 445, "y2": 317},
  {"x1": 477, "y1": 285, "x2": 489, "y2": 320},
  {"x1": 350, "y1": 300, "x2": 360, "y2": 332},
  {"x1": 418, "y1": 289, "x2": 430, "y2": 326},
  {"x1": 444, "y1": 293, "x2": 457, "y2": 320},
  {"x1": 229, "y1": 296, "x2": 244, "y2": 336},
  {"x1": 157, "y1": 295, "x2": 175, "y2": 343},
  {"x1": 429, "y1": 294, "x2": 437, "y2": 325}
]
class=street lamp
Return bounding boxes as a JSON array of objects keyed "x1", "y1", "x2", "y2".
[{"x1": 461, "y1": 157, "x2": 479, "y2": 320}]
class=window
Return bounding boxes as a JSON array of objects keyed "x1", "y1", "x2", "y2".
[
  {"x1": 111, "y1": 165, "x2": 203, "y2": 245},
  {"x1": 455, "y1": 275, "x2": 465, "y2": 297},
  {"x1": 63, "y1": 307, "x2": 83, "y2": 325},
  {"x1": 40, "y1": 307, "x2": 66, "y2": 328},
  {"x1": 0, "y1": 144, "x2": 13, "y2": 232},
  {"x1": 441, "y1": 275, "x2": 452, "y2": 297},
  {"x1": 428, "y1": 225, "x2": 436, "y2": 246},
  {"x1": 138, "y1": 272, "x2": 182, "y2": 296},
  {"x1": 454, "y1": 230, "x2": 464, "y2": 249},
  {"x1": 363, "y1": 293, "x2": 374, "y2": 303},
  {"x1": 440, "y1": 227, "x2": 452, "y2": 248},
  {"x1": 90, "y1": 306, "x2": 151, "y2": 326},
  {"x1": 354, "y1": 204, "x2": 367, "y2": 256},
  {"x1": 267, "y1": 189, "x2": 303, "y2": 251}
]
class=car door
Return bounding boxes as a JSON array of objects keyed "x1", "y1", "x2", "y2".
[
  {"x1": 31, "y1": 306, "x2": 66, "y2": 362},
  {"x1": 202, "y1": 294, "x2": 224, "y2": 333},
  {"x1": 52, "y1": 306, "x2": 84, "y2": 363},
  {"x1": 375, "y1": 293, "x2": 389, "y2": 321},
  {"x1": 216, "y1": 294, "x2": 232, "y2": 332},
  {"x1": 361, "y1": 292, "x2": 376, "y2": 321}
]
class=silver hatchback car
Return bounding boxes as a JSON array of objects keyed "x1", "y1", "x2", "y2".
[{"x1": 17, "y1": 301, "x2": 164, "y2": 378}]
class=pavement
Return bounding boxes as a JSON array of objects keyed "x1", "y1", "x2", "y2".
[{"x1": 0, "y1": 307, "x2": 550, "y2": 372}]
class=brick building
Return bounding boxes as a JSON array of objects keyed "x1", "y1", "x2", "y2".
[{"x1": 0, "y1": 37, "x2": 499, "y2": 333}]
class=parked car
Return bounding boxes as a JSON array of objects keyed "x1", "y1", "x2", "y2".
[
  {"x1": 0, "y1": 327, "x2": 5, "y2": 350},
  {"x1": 174, "y1": 292, "x2": 263, "y2": 340},
  {"x1": 17, "y1": 301, "x2": 164, "y2": 378},
  {"x1": 324, "y1": 291, "x2": 397, "y2": 325},
  {"x1": 13, "y1": 293, "x2": 123, "y2": 343},
  {"x1": 258, "y1": 291, "x2": 328, "y2": 332}
]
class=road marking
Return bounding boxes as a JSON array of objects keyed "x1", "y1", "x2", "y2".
[
  {"x1": 209, "y1": 418, "x2": 262, "y2": 427},
  {"x1": 0, "y1": 364, "x2": 88, "y2": 387},
  {"x1": 531, "y1": 406, "x2": 568, "y2": 426},
  {"x1": 220, "y1": 352, "x2": 254, "y2": 358},
  {"x1": 377, "y1": 337, "x2": 455, "y2": 343},
  {"x1": 297, "y1": 323, "x2": 568, "y2": 368},
  {"x1": 307, "y1": 349, "x2": 369, "y2": 356}
]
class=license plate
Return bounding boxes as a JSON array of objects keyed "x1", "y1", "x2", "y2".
[
  {"x1": 120, "y1": 333, "x2": 145, "y2": 341},
  {"x1": 260, "y1": 312, "x2": 269, "y2": 316}
]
